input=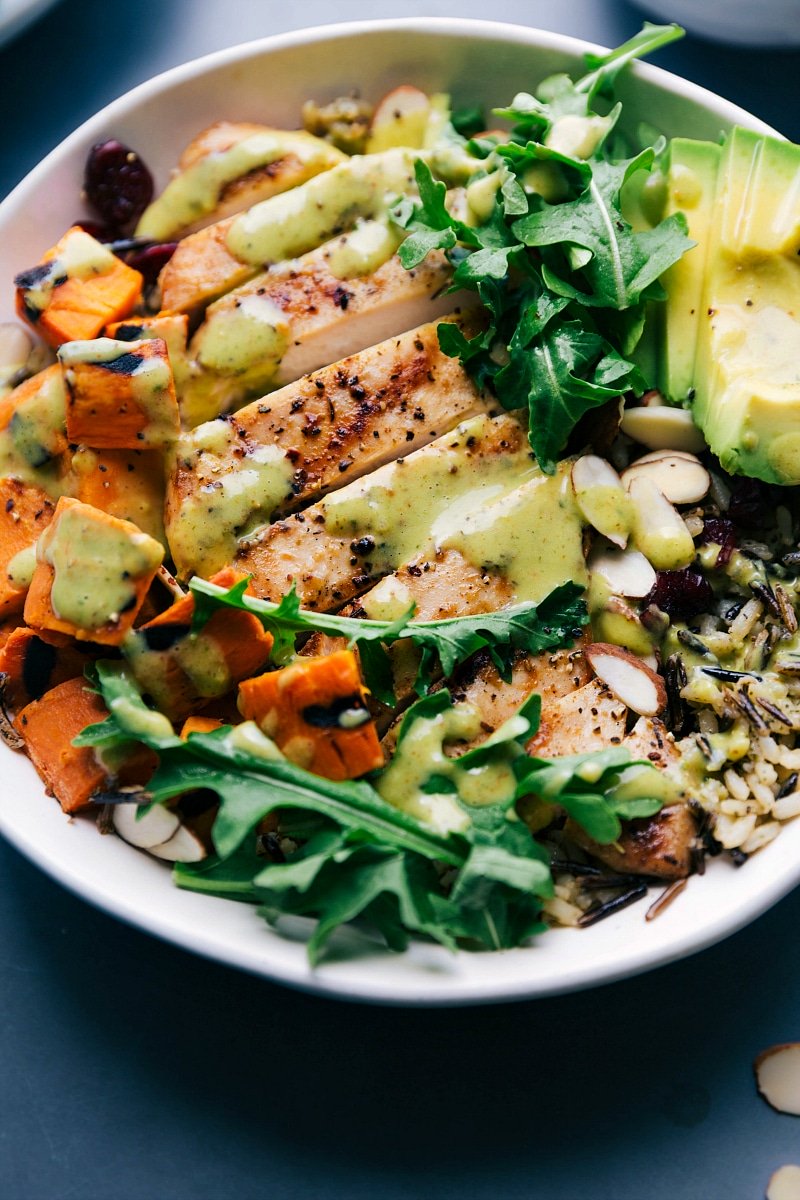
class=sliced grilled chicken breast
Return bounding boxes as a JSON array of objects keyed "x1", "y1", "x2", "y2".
[
  {"x1": 165, "y1": 318, "x2": 492, "y2": 578},
  {"x1": 182, "y1": 245, "x2": 464, "y2": 424},
  {"x1": 234, "y1": 411, "x2": 529, "y2": 608}
]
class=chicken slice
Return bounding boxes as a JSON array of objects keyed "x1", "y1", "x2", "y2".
[
  {"x1": 526, "y1": 679, "x2": 628, "y2": 758},
  {"x1": 181, "y1": 245, "x2": 463, "y2": 424},
  {"x1": 137, "y1": 121, "x2": 345, "y2": 241},
  {"x1": 165, "y1": 317, "x2": 491, "y2": 578},
  {"x1": 233, "y1": 411, "x2": 529, "y2": 607},
  {"x1": 566, "y1": 716, "x2": 697, "y2": 879},
  {"x1": 159, "y1": 148, "x2": 418, "y2": 314}
]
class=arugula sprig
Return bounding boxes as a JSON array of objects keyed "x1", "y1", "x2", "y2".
[
  {"x1": 79, "y1": 667, "x2": 662, "y2": 963},
  {"x1": 189, "y1": 576, "x2": 587, "y2": 702},
  {"x1": 392, "y1": 24, "x2": 691, "y2": 472}
]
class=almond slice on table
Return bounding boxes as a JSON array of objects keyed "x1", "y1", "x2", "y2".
[
  {"x1": 588, "y1": 543, "x2": 657, "y2": 598},
  {"x1": 767, "y1": 1165, "x2": 800, "y2": 1200},
  {"x1": 622, "y1": 454, "x2": 710, "y2": 506},
  {"x1": 755, "y1": 1043, "x2": 800, "y2": 1115},
  {"x1": 620, "y1": 405, "x2": 707, "y2": 454},
  {"x1": 113, "y1": 803, "x2": 181, "y2": 850},
  {"x1": 585, "y1": 642, "x2": 667, "y2": 716},
  {"x1": 571, "y1": 455, "x2": 631, "y2": 548}
]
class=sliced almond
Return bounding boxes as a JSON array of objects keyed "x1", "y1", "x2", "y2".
[
  {"x1": 593, "y1": 595, "x2": 654, "y2": 658},
  {"x1": 571, "y1": 455, "x2": 632, "y2": 549},
  {"x1": 113, "y1": 803, "x2": 180, "y2": 850},
  {"x1": 367, "y1": 86, "x2": 431, "y2": 152},
  {"x1": 148, "y1": 824, "x2": 207, "y2": 863},
  {"x1": 628, "y1": 475, "x2": 695, "y2": 571},
  {"x1": 622, "y1": 454, "x2": 710, "y2": 506},
  {"x1": 588, "y1": 543, "x2": 656, "y2": 599},
  {"x1": 620, "y1": 405, "x2": 707, "y2": 454},
  {"x1": 629, "y1": 448, "x2": 700, "y2": 467},
  {"x1": 767, "y1": 1165, "x2": 800, "y2": 1200},
  {"x1": 755, "y1": 1043, "x2": 800, "y2": 1116},
  {"x1": 585, "y1": 642, "x2": 666, "y2": 716}
]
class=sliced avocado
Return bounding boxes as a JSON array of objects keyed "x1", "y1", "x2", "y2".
[
  {"x1": 658, "y1": 138, "x2": 722, "y2": 404},
  {"x1": 692, "y1": 128, "x2": 800, "y2": 484}
]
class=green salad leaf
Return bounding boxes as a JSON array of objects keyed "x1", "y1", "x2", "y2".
[
  {"x1": 189, "y1": 576, "x2": 587, "y2": 701},
  {"x1": 82, "y1": 668, "x2": 661, "y2": 963},
  {"x1": 392, "y1": 23, "x2": 691, "y2": 471}
]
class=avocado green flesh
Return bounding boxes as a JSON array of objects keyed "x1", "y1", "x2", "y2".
[
  {"x1": 691, "y1": 128, "x2": 800, "y2": 484},
  {"x1": 659, "y1": 139, "x2": 721, "y2": 405}
]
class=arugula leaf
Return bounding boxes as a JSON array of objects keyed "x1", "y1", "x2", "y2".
[
  {"x1": 514, "y1": 747, "x2": 662, "y2": 844},
  {"x1": 393, "y1": 26, "x2": 690, "y2": 473},
  {"x1": 493, "y1": 317, "x2": 646, "y2": 471},
  {"x1": 189, "y1": 577, "x2": 587, "y2": 699},
  {"x1": 512, "y1": 152, "x2": 693, "y2": 311},
  {"x1": 86, "y1": 670, "x2": 662, "y2": 962}
]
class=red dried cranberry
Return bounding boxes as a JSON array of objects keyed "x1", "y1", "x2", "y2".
[
  {"x1": 124, "y1": 241, "x2": 178, "y2": 287},
  {"x1": 84, "y1": 140, "x2": 154, "y2": 234},
  {"x1": 70, "y1": 217, "x2": 115, "y2": 242},
  {"x1": 698, "y1": 517, "x2": 736, "y2": 566},
  {"x1": 644, "y1": 569, "x2": 714, "y2": 620},
  {"x1": 727, "y1": 477, "x2": 766, "y2": 527}
]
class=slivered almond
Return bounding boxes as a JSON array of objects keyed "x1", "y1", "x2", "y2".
[
  {"x1": 113, "y1": 803, "x2": 180, "y2": 850},
  {"x1": 571, "y1": 455, "x2": 631, "y2": 548},
  {"x1": 755, "y1": 1043, "x2": 800, "y2": 1116},
  {"x1": 148, "y1": 824, "x2": 207, "y2": 863},
  {"x1": 630, "y1": 448, "x2": 700, "y2": 467},
  {"x1": 622, "y1": 454, "x2": 710, "y2": 505},
  {"x1": 585, "y1": 643, "x2": 666, "y2": 716},
  {"x1": 588, "y1": 543, "x2": 656, "y2": 598},
  {"x1": 767, "y1": 1165, "x2": 800, "y2": 1200},
  {"x1": 620, "y1": 405, "x2": 707, "y2": 453},
  {"x1": 627, "y1": 475, "x2": 695, "y2": 570}
]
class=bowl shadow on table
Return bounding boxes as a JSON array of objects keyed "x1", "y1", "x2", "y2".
[{"x1": 4, "y1": 843, "x2": 798, "y2": 1186}]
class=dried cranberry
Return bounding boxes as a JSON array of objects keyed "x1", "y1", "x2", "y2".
[
  {"x1": 70, "y1": 217, "x2": 115, "y2": 242},
  {"x1": 84, "y1": 140, "x2": 153, "y2": 234},
  {"x1": 124, "y1": 241, "x2": 178, "y2": 287},
  {"x1": 698, "y1": 517, "x2": 736, "y2": 566},
  {"x1": 644, "y1": 569, "x2": 714, "y2": 621},
  {"x1": 727, "y1": 477, "x2": 766, "y2": 527}
]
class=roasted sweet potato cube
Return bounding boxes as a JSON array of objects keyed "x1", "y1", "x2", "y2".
[
  {"x1": 238, "y1": 649, "x2": 384, "y2": 781},
  {"x1": 0, "y1": 365, "x2": 69, "y2": 469},
  {"x1": 24, "y1": 497, "x2": 164, "y2": 645},
  {"x1": 125, "y1": 566, "x2": 273, "y2": 720},
  {"x1": 14, "y1": 227, "x2": 142, "y2": 348},
  {"x1": 60, "y1": 335, "x2": 179, "y2": 450},
  {"x1": 0, "y1": 479, "x2": 56, "y2": 619},
  {"x1": 71, "y1": 446, "x2": 166, "y2": 545},
  {"x1": 16, "y1": 676, "x2": 156, "y2": 814},
  {"x1": 0, "y1": 625, "x2": 92, "y2": 710},
  {"x1": 180, "y1": 715, "x2": 224, "y2": 739}
]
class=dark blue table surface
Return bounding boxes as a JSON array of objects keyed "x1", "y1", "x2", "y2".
[{"x1": 2, "y1": 3, "x2": 800, "y2": 1197}]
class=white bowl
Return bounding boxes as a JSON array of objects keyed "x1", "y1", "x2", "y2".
[{"x1": 0, "y1": 18, "x2": 791, "y2": 1005}]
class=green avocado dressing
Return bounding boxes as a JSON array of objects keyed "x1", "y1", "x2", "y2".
[
  {"x1": 39, "y1": 504, "x2": 163, "y2": 631},
  {"x1": 0, "y1": 368, "x2": 69, "y2": 495},
  {"x1": 440, "y1": 461, "x2": 587, "y2": 604},
  {"x1": 21, "y1": 230, "x2": 118, "y2": 314},
  {"x1": 168, "y1": 420, "x2": 296, "y2": 577},
  {"x1": 6, "y1": 543, "x2": 37, "y2": 589},
  {"x1": 226, "y1": 149, "x2": 417, "y2": 266},
  {"x1": 136, "y1": 130, "x2": 344, "y2": 241},
  {"x1": 377, "y1": 703, "x2": 517, "y2": 834},
  {"x1": 192, "y1": 293, "x2": 290, "y2": 376},
  {"x1": 321, "y1": 415, "x2": 539, "y2": 574}
]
